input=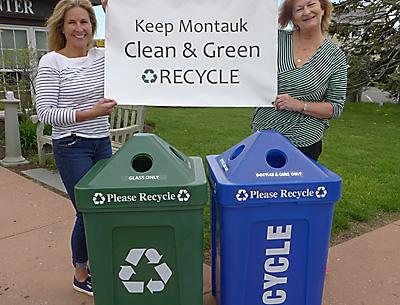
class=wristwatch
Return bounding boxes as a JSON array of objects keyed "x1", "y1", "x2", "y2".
[{"x1": 303, "y1": 102, "x2": 309, "y2": 112}]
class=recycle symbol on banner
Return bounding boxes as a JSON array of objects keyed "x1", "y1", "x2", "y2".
[
  {"x1": 119, "y1": 248, "x2": 172, "y2": 294},
  {"x1": 142, "y1": 69, "x2": 158, "y2": 84}
]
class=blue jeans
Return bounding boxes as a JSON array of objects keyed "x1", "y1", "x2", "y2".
[{"x1": 53, "y1": 135, "x2": 112, "y2": 267}]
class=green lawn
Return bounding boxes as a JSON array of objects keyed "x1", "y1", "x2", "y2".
[
  {"x1": 321, "y1": 103, "x2": 400, "y2": 233},
  {"x1": 145, "y1": 104, "x2": 400, "y2": 249}
]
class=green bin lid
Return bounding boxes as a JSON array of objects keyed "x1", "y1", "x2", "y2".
[{"x1": 75, "y1": 133, "x2": 207, "y2": 211}]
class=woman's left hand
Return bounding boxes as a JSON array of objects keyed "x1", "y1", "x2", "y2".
[{"x1": 275, "y1": 94, "x2": 303, "y2": 112}]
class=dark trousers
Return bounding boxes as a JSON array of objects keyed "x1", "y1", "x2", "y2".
[
  {"x1": 298, "y1": 140, "x2": 322, "y2": 161},
  {"x1": 52, "y1": 136, "x2": 112, "y2": 267}
]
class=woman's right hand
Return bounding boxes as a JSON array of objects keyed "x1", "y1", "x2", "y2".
[
  {"x1": 93, "y1": 98, "x2": 117, "y2": 117},
  {"x1": 76, "y1": 98, "x2": 117, "y2": 122}
]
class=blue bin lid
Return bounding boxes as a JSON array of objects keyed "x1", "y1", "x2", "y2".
[{"x1": 206, "y1": 131, "x2": 342, "y2": 205}]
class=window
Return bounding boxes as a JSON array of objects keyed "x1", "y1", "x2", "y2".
[
  {"x1": 0, "y1": 28, "x2": 32, "y2": 108},
  {"x1": 0, "y1": 29, "x2": 28, "y2": 69},
  {"x1": 35, "y1": 30, "x2": 48, "y2": 60},
  {"x1": 0, "y1": 27, "x2": 48, "y2": 109}
]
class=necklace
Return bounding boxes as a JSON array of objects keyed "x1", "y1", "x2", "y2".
[
  {"x1": 296, "y1": 44, "x2": 318, "y2": 64},
  {"x1": 294, "y1": 31, "x2": 325, "y2": 65}
]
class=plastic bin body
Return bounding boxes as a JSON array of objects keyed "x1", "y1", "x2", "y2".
[
  {"x1": 206, "y1": 131, "x2": 341, "y2": 305},
  {"x1": 75, "y1": 133, "x2": 207, "y2": 305}
]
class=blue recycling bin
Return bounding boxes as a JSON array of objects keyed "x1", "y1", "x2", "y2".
[{"x1": 206, "y1": 131, "x2": 341, "y2": 305}]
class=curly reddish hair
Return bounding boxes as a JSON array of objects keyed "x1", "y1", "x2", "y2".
[{"x1": 278, "y1": 0, "x2": 333, "y2": 34}]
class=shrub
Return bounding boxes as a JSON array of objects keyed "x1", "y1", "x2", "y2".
[{"x1": 19, "y1": 119, "x2": 37, "y2": 151}]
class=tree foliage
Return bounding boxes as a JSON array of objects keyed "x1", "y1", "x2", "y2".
[{"x1": 331, "y1": 0, "x2": 400, "y2": 100}]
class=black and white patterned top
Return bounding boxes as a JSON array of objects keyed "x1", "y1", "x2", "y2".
[
  {"x1": 35, "y1": 48, "x2": 109, "y2": 140},
  {"x1": 252, "y1": 30, "x2": 347, "y2": 147}
]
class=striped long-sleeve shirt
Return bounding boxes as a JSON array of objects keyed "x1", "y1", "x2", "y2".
[
  {"x1": 35, "y1": 48, "x2": 109, "y2": 140},
  {"x1": 252, "y1": 30, "x2": 347, "y2": 147}
]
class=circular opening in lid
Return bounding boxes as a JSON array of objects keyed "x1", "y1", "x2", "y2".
[
  {"x1": 131, "y1": 154, "x2": 153, "y2": 173},
  {"x1": 266, "y1": 149, "x2": 287, "y2": 168},
  {"x1": 230, "y1": 145, "x2": 245, "y2": 160}
]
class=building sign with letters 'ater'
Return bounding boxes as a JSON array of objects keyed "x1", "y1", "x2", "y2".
[
  {"x1": 105, "y1": 0, "x2": 278, "y2": 107},
  {"x1": 0, "y1": 0, "x2": 59, "y2": 25}
]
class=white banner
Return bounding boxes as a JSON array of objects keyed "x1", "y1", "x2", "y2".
[{"x1": 105, "y1": 0, "x2": 278, "y2": 107}]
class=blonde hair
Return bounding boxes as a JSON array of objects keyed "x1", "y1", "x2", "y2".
[
  {"x1": 278, "y1": 0, "x2": 333, "y2": 34},
  {"x1": 46, "y1": 0, "x2": 97, "y2": 51}
]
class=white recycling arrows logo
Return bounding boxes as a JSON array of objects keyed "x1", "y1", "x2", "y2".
[
  {"x1": 119, "y1": 248, "x2": 172, "y2": 294},
  {"x1": 236, "y1": 189, "x2": 249, "y2": 202},
  {"x1": 92, "y1": 192, "x2": 106, "y2": 205},
  {"x1": 316, "y1": 186, "x2": 328, "y2": 198},
  {"x1": 177, "y1": 189, "x2": 190, "y2": 202}
]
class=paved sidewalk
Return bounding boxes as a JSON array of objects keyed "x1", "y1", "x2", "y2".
[{"x1": 1, "y1": 165, "x2": 399, "y2": 305}]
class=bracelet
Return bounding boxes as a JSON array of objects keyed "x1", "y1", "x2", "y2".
[{"x1": 302, "y1": 102, "x2": 309, "y2": 112}]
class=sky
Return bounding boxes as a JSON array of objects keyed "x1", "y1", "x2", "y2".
[
  {"x1": 94, "y1": 0, "x2": 341, "y2": 39},
  {"x1": 94, "y1": 6, "x2": 105, "y2": 39}
]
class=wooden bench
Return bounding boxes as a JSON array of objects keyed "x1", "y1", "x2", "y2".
[{"x1": 31, "y1": 105, "x2": 145, "y2": 165}]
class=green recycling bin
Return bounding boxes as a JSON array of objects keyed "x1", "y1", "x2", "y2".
[{"x1": 75, "y1": 133, "x2": 207, "y2": 305}]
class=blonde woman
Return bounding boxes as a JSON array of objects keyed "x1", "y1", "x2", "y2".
[{"x1": 35, "y1": 0, "x2": 117, "y2": 296}]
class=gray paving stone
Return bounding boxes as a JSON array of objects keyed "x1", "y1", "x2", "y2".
[{"x1": 22, "y1": 168, "x2": 67, "y2": 194}]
